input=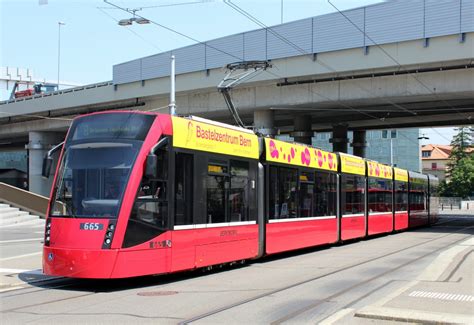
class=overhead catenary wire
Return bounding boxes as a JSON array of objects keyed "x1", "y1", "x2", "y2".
[
  {"x1": 103, "y1": 0, "x2": 243, "y2": 62},
  {"x1": 224, "y1": 0, "x2": 453, "y2": 143},
  {"x1": 327, "y1": 0, "x2": 472, "y2": 123},
  {"x1": 103, "y1": 0, "x2": 427, "y2": 139},
  {"x1": 100, "y1": 0, "x2": 451, "y2": 148}
]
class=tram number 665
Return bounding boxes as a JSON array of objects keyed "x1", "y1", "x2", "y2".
[{"x1": 80, "y1": 223, "x2": 104, "y2": 231}]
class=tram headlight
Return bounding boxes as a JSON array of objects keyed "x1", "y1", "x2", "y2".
[
  {"x1": 44, "y1": 220, "x2": 52, "y2": 246},
  {"x1": 102, "y1": 221, "x2": 116, "y2": 248}
]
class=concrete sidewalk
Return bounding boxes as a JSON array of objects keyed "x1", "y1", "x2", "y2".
[{"x1": 355, "y1": 237, "x2": 474, "y2": 324}]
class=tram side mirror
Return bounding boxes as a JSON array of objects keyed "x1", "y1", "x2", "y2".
[
  {"x1": 145, "y1": 154, "x2": 158, "y2": 179},
  {"x1": 42, "y1": 156, "x2": 53, "y2": 179}
]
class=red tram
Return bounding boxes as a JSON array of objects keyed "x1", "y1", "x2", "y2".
[{"x1": 42, "y1": 111, "x2": 439, "y2": 278}]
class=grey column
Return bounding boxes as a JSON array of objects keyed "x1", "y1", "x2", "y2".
[
  {"x1": 254, "y1": 110, "x2": 276, "y2": 137},
  {"x1": 330, "y1": 124, "x2": 349, "y2": 153},
  {"x1": 27, "y1": 131, "x2": 65, "y2": 196},
  {"x1": 352, "y1": 130, "x2": 367, "y2": 158},
  {"x1": 291, "y1": 115, "x2": 313, "y2": 145}
]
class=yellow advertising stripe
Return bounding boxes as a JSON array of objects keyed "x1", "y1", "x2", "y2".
[
  {"x1": 264, "y1": 138, "x2": 338, "y2": 172},
  {"x1": 172, "y1": 116, "x2": 259, "y2": 159},
  {"x1": 367, "y1": 161, "x2": 393, "y2": 180},
  {"x1": 339, "y1": 153, "x2": 366, "y2": 176},
  {"x1": 394, "y1": 167, "x2": 408, "y2": 182}
]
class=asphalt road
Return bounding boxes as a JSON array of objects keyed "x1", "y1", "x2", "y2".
[{"x1": 0, "y1": 216, "x2": 473, "y2": 324}]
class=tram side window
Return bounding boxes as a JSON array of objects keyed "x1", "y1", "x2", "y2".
[
  {"x1": 368, "y1": 178, "x2": 393, "y2": 213},
  {"x1": 299, "y1": 172, "x2": 314, "y2": 218},
  {"x1": 341, "y1": 174, "x2": 365, "y2": 215},
  {"x1": 269, "y1": 166, "x2": 297, "y2": 219},
  {"x1": 395, "y1": 181, "x2": 408, "y2": 211},
  {"x1": 410, "y1": 182, "x2": 427, "y2": 211},
  {"x1": 269, "y1": 166, "x2": 279, "y2": 219},
  {"x1": 229, "y1": 161, "x2": 249, "y2": 222},
  {"x1": 207, "y1": 163, "x2": 227, "y2": 224},
  {"x1": 175, "y1": 153, "x2": 193, "y2": 225},
  {"x1": 123, "y1": 147, "x2": 168, "y2": 248},
  {"x1": 206, "y1": 160, "x2": 251, "y2": 224},
  {"x1": 314, "y1": 171, "x2": 337, "y2": 217}
]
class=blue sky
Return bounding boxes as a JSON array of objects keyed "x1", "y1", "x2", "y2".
[{"x1": 0, "y1": 0, "x2": 456, "y2": 144}]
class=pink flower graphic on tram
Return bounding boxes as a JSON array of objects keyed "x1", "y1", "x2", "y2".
[
  {"x1": 301, "y1": 148, "x2": 311, "y2": 166},
  {"x1": 328, "y1": 153, "x2": 334, "y2": 169},
  {"x1": 375, "y1": 165, "x2": 380, "y2": 177},
  {"x1": 269, "y1": 140, "x2": 279, "y2": 159},
  {"x1": 317, "y1": 150, "x2": 323, "y2": 167},
  {"x1": 291, "y1": 147, "x2": 296, "y2": 159}
]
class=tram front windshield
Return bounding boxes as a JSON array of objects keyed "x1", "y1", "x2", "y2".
[{"x1": 49, "y1": 113, "x2": 154, "y2": 218}]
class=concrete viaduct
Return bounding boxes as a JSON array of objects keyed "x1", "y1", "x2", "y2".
[{"x1": 0, "y1": 0, "x2": 473, "y2": 195}]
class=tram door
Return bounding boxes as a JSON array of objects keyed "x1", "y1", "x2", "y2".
[{"x1": 171, "y1": 152, "x2": 195, "y2": 271}]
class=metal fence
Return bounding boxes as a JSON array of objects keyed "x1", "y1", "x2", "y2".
[
  {"x1": 440, "y1": 197, "x2": 462, "y2": 210},
  {"x1": 113, "y1": 0, "x2": 474, "y2": 85}
]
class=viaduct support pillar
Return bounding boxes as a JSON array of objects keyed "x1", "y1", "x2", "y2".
[
  {"x1": 27, "y1": 131, "x2": 65, "y2": 196},
  {"x1": 291, "y1": 115, "x2": 313, "y2": 145},
  {"x1": 254, "y1": 110, "x2": 276, "y2": 137},
  {"x1": 352, "y1": 130, "x2": 367, "y2": 158},
  {"x1": 330, "y1": 124, "x2": 348, "y2": 153}
]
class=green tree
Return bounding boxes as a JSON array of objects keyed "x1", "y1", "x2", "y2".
[
  {"x1": 446, "y1": 126, "x2": 473, "y2": 179},
  {"x1": 439, "y1": 126, "x2": 474, "y2": 198},
  {"x1": 447, "y1": 155, "x2": 474, "y2": 198}
]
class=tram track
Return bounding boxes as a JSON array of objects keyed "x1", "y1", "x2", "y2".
[
  {"x1": 1, "y1": 218, "x2": 471, "y2": 322},
  {"x1": 180, "y1": 221, "x2": 474, "y2": 324}
]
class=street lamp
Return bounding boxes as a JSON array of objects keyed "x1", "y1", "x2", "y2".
[
  {"x1": 57, "y1": 21, "x2": 65, "y2": 90},
  {"x1": 117, "y1": 9, "x2": 150, "y2": 26}
]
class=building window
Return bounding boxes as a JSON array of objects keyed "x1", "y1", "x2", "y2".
[
  {"x1": 422, "y1": 151, "x2": 431, "y2": 158},
  {"x1": 431, "y1": 162, "x2": 437, "y2": 170},
  {"x1": 382, "y1": 130, "x2": 397, "y2": 139}
]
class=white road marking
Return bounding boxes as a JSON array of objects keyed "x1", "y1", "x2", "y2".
[
  {"x1": 0, "y1": 238, "x2": 43, "y2": 244},
  {"x1": 0, "y1": 268, "x2": 42, "y2": 274},
  {"x1": 408, "y1": 291, "x2": 473, "y2": 302},
  {"x1": 0, "y1": 252, "x2": 42, "y2": 261}
]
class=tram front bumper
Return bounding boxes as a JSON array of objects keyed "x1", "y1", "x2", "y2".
[{"x1": 43, "y1": 246, "x2": 118, "y2": 279}]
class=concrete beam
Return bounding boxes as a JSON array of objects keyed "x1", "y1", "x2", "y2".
[{"x1": 1, "y1": 34, "x2": 472, "y2": 119}]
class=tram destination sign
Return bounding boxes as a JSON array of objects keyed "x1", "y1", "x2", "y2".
[
  {"x1": 172, "y1": 117, "x2": 259, "y2": 159},
  {"x1": 394, "y1": 167, "x2": 409, "y2": 182},
  {"x1": 339, "y1": 153, "x2": 366, "y2": 176}
]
